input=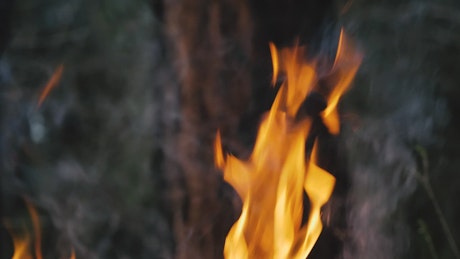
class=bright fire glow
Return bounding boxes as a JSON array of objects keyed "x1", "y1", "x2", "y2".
[
  {"x1": 10, "y1": 231, "x2": 32, "y2": 259},
  {"x1": 6, "y1": 199, "x2": 76, "y2": 259},
  {"x1": 215, "y1": 30, "x2": 361, "y2": 258}
]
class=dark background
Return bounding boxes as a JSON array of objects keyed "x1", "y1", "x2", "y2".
[{"x1": 1, "y1": 0, "x2": 459, "y2": 258}]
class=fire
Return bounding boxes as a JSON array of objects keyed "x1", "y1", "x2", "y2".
[
  {"x1": 37, "y1": 64, "x2": 64, "y2": 108},
  {"x1": 26, "y1": 200, "x2": 43, "y2": 259},
  {"x1": 322, "y1": 29, "x2": 362, "y2": 135},
  {"x1": 5, "y1": 199, "x2": 75, "y2": 259},
  {"x1": 214, "y1": 30, "x2": 361, "y2": 258},
  {"x1": 10, "y1": 231, "x2": 32, "y2": 259}
]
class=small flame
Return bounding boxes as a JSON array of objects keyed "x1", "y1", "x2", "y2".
[
  {"x1": 10, "y1": 231, "x2": 32, "y2": 259},
  {"x1": 322, "y1": 29, "x2": 362, "y2": 135},
  {"x1": 70, "y1": 248, "x2": 76, "y2": 259},
  {"x1": 5, "y1": 199, "x2": 76, "y2": 259},
  {"x1": 25, "y1": 199, "x2": 43, "y2": 259},
  {"x1": 215, "y1": 30, "x2": 361, "y2": 258},
  {"x1": 37, "y1": 64, "x2": 64, "y2": 108},
  {"x1": 269, "y1": 42, "x2": 279, "y2": 86}
]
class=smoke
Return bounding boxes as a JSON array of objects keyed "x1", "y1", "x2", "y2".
[
  {"x1": 2, "y1": 0, "x2": 458, "y2": 258},
  {"x1": 340, "y1": 1, "x2": 453, "y2": 258},
  {"x1": 1, "y1": 0, "x2": 173, "y2": 258}
]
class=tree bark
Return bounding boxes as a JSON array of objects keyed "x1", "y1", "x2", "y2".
[{"x1": 162, "y1": 0, "x2": 252, "y2": 258}]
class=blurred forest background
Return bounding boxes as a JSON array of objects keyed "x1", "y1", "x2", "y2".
[{"x1": 1, "y1": 0, "x2": 460, "y2": 258}]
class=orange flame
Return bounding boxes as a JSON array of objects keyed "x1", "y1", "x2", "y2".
[
  {"x1": 269, "y1": 42, "x2": 279, "y2": 86},
  {"x1": 322, "y1": 29, "x2": 362, "y2": 135},
  {"x1": 215, "y1": 30, "x2": 361, "y2": 258},
  {"x1": 25, "y1": 199, "x2": 43, "y2": 259},
  {"x1": 70, "y1": 248, "x2": 76, "y2": 259},
  {"x1": 37, "y1": 64, "x2": 64, "y2": 108},
  {"x1": 6, "y1": 200, "x2": 76, "y2": 259},
  {"x1": 10, "y1": 230, "x2": 32, "y2": 259}
]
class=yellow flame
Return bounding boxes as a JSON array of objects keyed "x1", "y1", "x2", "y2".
[
  {"x1": 322, "y1": 29, "x2": 362, "y2": 134},
  {"x1": 215, "y1": 30, "x2": 361, "y2": 258},
  {"x1": 269, "y1": 42, "x2": 279, "y2": 86},
  {"x1": 5, "y1": 199, "x2": 76, "y2": 259},
  {"x1": 10, "y1": 230, "x2": 33, "y2": 259}
]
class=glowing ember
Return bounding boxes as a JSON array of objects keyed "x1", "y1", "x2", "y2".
[
  {"x1": 37, "y1": 64, "x2": 64, "y2": 108},
  {"x1": 214, "y1": 29, "x2": 361, "y2": 258},
  {"x1": 5, "y1": 199, "x2": 75, "y2": 259}
]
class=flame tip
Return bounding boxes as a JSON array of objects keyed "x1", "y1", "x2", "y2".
[
  {"x1": 217, "y1": 30, "x2": 360, "y2": 258},
  {"x1": 37, "y1": 63, "x2": 65, "y2": 108}
]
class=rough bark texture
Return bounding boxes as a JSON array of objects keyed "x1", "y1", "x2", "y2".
[{"x1": 162, "y1": 1, "x2": 252, "y2": 258}]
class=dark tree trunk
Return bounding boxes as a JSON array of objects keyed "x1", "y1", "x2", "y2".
[{"x1": 160, "y1": 1, "x2": 252, "y2": 258}]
